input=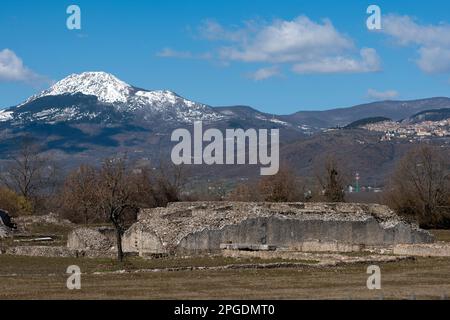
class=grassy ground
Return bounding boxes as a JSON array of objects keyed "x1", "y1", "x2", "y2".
[
  {"x1": 0, "y1": 229, "x2": 449, "y2": 300},
  {"x1": 431, "y1": 229, "x2": 450, "y2": 242},
  {"x1": 0, "y1": 254, "x2": 449, "y2": 300}
]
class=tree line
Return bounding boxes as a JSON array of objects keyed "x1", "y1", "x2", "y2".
[
  {"x1": 226, "y1": 147, "x2": 450, "y2": 228},
  {"x1": 0, "y1": 140, "x2": 449, "y2": 260}
]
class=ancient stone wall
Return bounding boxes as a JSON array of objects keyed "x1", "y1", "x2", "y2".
[
  {"x1": 0, "y1": 224, "x2": 8, "y2": 239},
  {"x1": 123, "y1": 202, "x2": 434, "y2": 255},
  {"x1": 67, "y1": 227, "x2": 115, "y2": 251},
  {"x1": 0, "y1": 215, "x2": 11, "y2": 239},
  {"x1": 394, "y1": 243, "x2": 450, "y2": 257},
  {"x1": 122, "y1": 224, "x2": 165, "y2": 254}
]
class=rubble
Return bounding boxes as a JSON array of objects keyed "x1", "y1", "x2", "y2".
[
  {"x1": 6, "y1": 246, "x2": 75, "y2": 258},
  {"x1": 0, "y1": 210, "x2": 16, "y2": 238},
  {"x1": 0, "y1": 224, "x2": 9, "y2": 239},
  {"x1": 67, "y1": 227, "x2": 116, "y2": 251},
  {"x1": 15, "y1": 213, "x2": 74, "y2": 229},
  {"x1": 2, "y1": 245, "x2": 120, "y2": 258}
]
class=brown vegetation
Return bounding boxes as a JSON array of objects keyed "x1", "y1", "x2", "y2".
[
  {"x1": 227, "y1": 158, "x2": 348, "y2": 204},
  {"x1": 0, "y1": 187, "x2": 32, "y2": 217},
  {"x1": 227, "y1": 167, "x2": 305, "y2": 202},
  {"x1": 314, "y1": 155, "x2": 348, "y2": 203},
  {"x1": 57, "y1": 158, "x2": 187, "y2": 261},
  {"x1": 0, "y1": 138, "x2": 59, "y2": 214},
  {"x1": 384, "y1": 145, "x2": 450, "y2": 228},
  {"x1": 59, "y1": 165, "x2": 98, "y2": 225}
]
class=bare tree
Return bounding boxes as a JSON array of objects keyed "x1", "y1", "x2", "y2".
[
  {"x1": 0, "y1": 138, "x2": 57, "y2": 212},
  {"x1": 130, "y1": 166, "x2": 159, "y2": 209},
  {"x1": 96, "y1": 158, "x2": 138, "y2": 262},
  {"x1": 257, "y1": 167, "x2": 305, "y2": 202},
  {"x1": 59, "y1": 165, "x2": 99, "y2": 224},
  {"x1": 227, "y1": 182, "x2": 260, "y2": 202},
  {"x1": 57, "y1": 159, "x2": 186, "y2": 261},
  {"x1": 227, "y1": 166, "x2": 305, "y2": 203},
  {"x1": 155, "y1": 163, "x2": 187, "y2": 205},
  {"x1": 385, "y1": 145, "x2": 450, "y2": 227},
  {"x1": 315, "y1": 156, "x2": 347, "y2": 203}
]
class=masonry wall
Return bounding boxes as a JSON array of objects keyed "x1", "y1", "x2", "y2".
[
  {"x1": 122, "y1": 225, "x2": 165, "y2": 254},
  {"x1": 176, "y1": 216, "x2": 433, "y2": 253},
  {"x1": 123, "y1": 202, "x2": 434, "y2": 255}
]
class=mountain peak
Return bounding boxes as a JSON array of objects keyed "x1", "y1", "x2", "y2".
[
  {"x1": 8, "y1": 71, "x2": 225, "y2": 124},
  {"x1": 28, "y1": 71, "x2": 132, "y2": 104}
]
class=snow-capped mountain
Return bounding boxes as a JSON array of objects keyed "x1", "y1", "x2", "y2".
[
  {"x1": 3, "y1": 71, "x2": 224, "y2": 125},
  {"x1": 0, "y1": 73, "x2": 448, "y2": 183},
  {"x1": 24, "y1": 72, "x2": 132, "y2": 104}
]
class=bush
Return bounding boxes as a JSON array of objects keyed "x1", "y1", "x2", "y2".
[
  {"x1": 384, "y1": 145, "x2": 450, "y2": 228},
  {"x1": 0, "y1": 187, "x2": 33, "y2": 217}
]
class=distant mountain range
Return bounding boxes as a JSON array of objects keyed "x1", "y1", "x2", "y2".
[
  {"x1": 345, "y1": 117, "x2": 392, "y2": 129},
  {"x1": 1, "y1": 72, "x2": 449, "y2": 131},
  {"x1": 282, "y1": 97, "x2": 450, "y2": 128},
  {"x1": 406, "y1": 108, "x2": 450, "y2": 124},
  {"x1": 0, "y1": 71, "x2": 449, "y2": 184}
]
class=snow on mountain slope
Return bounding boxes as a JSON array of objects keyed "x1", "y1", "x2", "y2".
[
  {"x1": 10, "y1": 72, "x2": 225, "y2": 124},
  {"x1": 0, "y1": 110, "x2": 13, "y2": 122},
  {"x1": 25, "y1": 72, "x2": 132, "y2": 104}
]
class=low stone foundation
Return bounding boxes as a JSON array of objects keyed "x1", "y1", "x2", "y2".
[
  {"x1": 0, "y1": 224, "x2": 9, "y2": 239},
  {"x1": 67, "y1": 227, "x2": 116, "y2": 251},
  {"x1": 2, "y1": 245, "x2": 129, "y2": 259},
  {"x1": 289, "y1": 240, "x2": 363, "y2": 253},
  {"x1": 5, "y1": 246, "x2": 76, "y2": 258},
  {"x1": 221, "y1": 249, "x2": 414, "y2": 266},
  {"x1": 394, "y1": 243, "x2": 450, "y2": 257}
]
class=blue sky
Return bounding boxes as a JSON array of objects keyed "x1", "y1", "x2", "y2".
[{"x1": 0, "y1": 0, "x2": 449, "y2": 114}]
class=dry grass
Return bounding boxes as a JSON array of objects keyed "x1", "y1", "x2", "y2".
[
  {"x1": 0, "y1": 255, "x2": 449, "y2": 300},
  {"x1": 431, "y1": 229, "x2": 450, "y2": 242},
  {"x1": 1, "y1": 227, "x2": 449, "y2": 300}
]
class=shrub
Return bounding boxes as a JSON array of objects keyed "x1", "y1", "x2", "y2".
[{"x1": 0, "y1": 187, "x2": 33, "y2": 217}]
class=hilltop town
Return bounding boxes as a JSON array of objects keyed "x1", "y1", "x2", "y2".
[{"x1": 361, "y1": 118, "x2": 450, "y2": 142}]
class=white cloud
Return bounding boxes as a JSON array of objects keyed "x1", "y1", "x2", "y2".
[
  {"x1": 367, "y1": 89, "x2": 399, "y2": 100},
  {"x1": 247, "y1": 66, "x2": 280, "y2": 81},
  {"x1": 416, "y1": 47, "x2": 450, "y2": 73},
  {"x1": 198, "y1": 19, "x2": 250, "y2": 42},
  {"x1": 157, "y1": 48, "x2": 211, "y2": 60},
  {"x1": 161, "y1": 16, "x2": 381, "y2": 77},
  {"x1": 382, "y1": 15, "x2": 450, "y2": 47},
  {"x1": 293, "y1": 48, "x2": 380, "y2": 74},
  {"x1": 0, "y1": 49, "x2": 44, "y2": 84},
  {"x1": 157, "y1": 48, "x2": 194, "y2": 59},
  {"x1": 382, "y1": 15, "x2": 450, "y2": 73},
  {"x1": 216, "y1": 16, "x2": 355, "y2": 64}
]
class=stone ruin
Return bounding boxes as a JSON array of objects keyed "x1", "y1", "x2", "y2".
[
  {"x1": 67, "y1": 227, "x2": 116, "y2": 252},
  {"x1": 65, "y1": 227, "x2": 121, "y2": 258},
  {"x1": 4, "y1": 202, "x2": 443, "y2": 259},
  {"x1": 0, "y1": 223, "x2": 8, "y2": 239},
  {"x1": 0, "y1": 210, "x2": 15, "y2": 239},
  {"x1": 122, "y1": 202, "x2": 434, "y2": 256}
]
